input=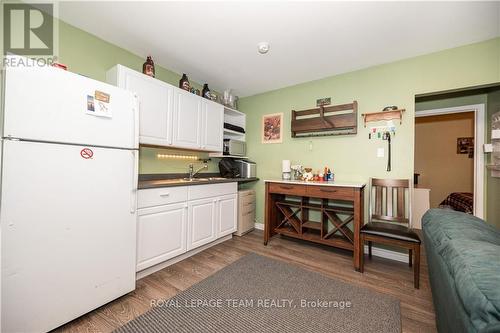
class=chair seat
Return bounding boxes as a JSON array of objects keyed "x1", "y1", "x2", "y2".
[{"x1": 361, "y1": 222, "x2": 421, "y2": 243}]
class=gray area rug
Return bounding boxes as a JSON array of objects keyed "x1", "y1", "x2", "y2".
[{"x1": 115, "y1": 253, "x2": 401, "y2": 333}]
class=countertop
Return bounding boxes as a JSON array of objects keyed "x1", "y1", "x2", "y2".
[
  {"x1": 138, "y1": 174, "x2": 259, "y2": 189},
  {"x1": 264, "y1": 179, "x2": 366, "y2": 188}
]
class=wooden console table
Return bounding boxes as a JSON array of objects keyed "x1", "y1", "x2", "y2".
[{"x1": 264, "y1": 180, "x2": 366, "y2": 271}]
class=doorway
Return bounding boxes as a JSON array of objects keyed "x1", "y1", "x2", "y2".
[{"x1": 414, "y1": 104, "x2": 485, "y2": 218}]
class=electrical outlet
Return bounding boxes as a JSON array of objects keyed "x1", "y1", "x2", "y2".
[{"x1": 377, "y1": 148, "x2": 385, "y2": 158}]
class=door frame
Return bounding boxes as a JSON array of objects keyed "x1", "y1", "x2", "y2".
[{"x1": 415, "y1": 104, "x2": 485, "y2": 218}]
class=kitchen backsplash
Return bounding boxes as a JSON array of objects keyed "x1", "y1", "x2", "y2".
[{"x1": 139, "y1": 146, "x2": 221, "y2": 174}]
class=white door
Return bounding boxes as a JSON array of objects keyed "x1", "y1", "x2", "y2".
[
  {"x1": 137, "y1": 203, "x2": 187, "y2": 271},
  {"x1": 172, "y1": 88, "x2": 201, "y2": 149},
  {"x1": 201, "y1": 100, "x2": 224, "y2": 152},
  {"x1": 4, "y1": 62, "x2": 137, "y2": 149},
  {"x1": 218, "y1": 194, "x2": 238, "y2": 237},
  {"x1": 1, "y1": 140, "x2": 137, "y2": 333},
  {"x1": 120, "y1": 68, "x2": 174, "y2": 146},
  {"x1": 187, "y1": 198, "x2": 216, "y2": 250}
]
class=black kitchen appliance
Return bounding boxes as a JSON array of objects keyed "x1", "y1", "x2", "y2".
[{"x1": 219, "y1": 158, "x2": 240, "y2": 178}]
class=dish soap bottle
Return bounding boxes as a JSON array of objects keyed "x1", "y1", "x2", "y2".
[
  {"x1": 142, "y1": 56, "x2": 155, "y2": 77},
  {"x1": 202, "y1": 84, "x2": 211, "y2": 99},
  {"x1": 179, "y1": 74, "x2": 190, "y2": 91}
]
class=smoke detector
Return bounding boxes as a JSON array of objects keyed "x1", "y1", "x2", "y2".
[{"x1": 257, "y1": 42, "x2": 270, "y2": 54}]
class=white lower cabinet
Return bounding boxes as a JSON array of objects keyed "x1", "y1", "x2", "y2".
[
  {"x1": 137, "y1": 203, "x2": 187, "y2": 271},
  {"x1": 218, "y1": 194, "x2": 238, "y2": 237},
  {"x1": 137, "y1": 183, "x2": 237, "y2": 272},
  {"x1": 187, "y1": 198, "x2": 217, "y2": 250}
]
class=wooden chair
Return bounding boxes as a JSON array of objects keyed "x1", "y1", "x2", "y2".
[{"x1": 359, "y1": 178, "x2": 421, "y2": 289}]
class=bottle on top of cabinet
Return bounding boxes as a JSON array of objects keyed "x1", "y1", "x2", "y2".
[
  {"x1": 142, "y1": 56, "x2": 155, "y2": 77},
  {"x1": 179, "y1": 74, "x2": 190, "y2": 91},
  {"x1": 202, "y1": 84, "x2": 211, "y2": 99}
]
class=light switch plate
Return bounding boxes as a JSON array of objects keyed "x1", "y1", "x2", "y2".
[
  {"x1": 484, "y1": 143, "x2": 493, "y2": 153},
  {"x1": 377, "y1": 148, "x2": 385, "y2": 157}
]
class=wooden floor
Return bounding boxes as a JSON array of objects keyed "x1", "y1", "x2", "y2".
[{"x1": 54, "y1": 230, "x2": 437, "y2": 333}]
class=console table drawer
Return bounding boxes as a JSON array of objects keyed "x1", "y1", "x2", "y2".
[
  {"x1": 306, "y1": 186, "x2": 354, "y2": 200},
  {"x1": 268, "y1": 183, "x2": 306, "y2": 196}
]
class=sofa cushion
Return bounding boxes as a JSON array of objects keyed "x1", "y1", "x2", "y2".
[
  {"x1": 422, "y1": 209, "x2": 500, "y2": 248},
  {"x1": 439, "y1": 239, "x2": 500, "y2": 332}
]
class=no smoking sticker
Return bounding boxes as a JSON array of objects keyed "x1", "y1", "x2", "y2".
[{"x1": 80, "y1": 148, "x2": 93, "y2": 159}]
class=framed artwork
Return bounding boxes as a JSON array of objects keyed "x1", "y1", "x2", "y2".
[
  {"x1": 262, "y1": 113, "x2": 283, "y2": 144},
  {"x1": 457, "y1": 137, "x2": 474, "y2": 156}
]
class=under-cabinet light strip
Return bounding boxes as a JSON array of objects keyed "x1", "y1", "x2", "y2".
[{"x1": 157, "y1": 154, "x2": 199, "y2": 160}]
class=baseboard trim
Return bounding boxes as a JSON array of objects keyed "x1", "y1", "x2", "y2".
[
  {"x1": 136, "y1": 234, "x2": 233, "y2": 280},
  {"x1": 253, "y1": 223, "x2": 408, "y2": 263}
]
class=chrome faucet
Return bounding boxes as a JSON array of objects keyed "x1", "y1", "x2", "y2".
[{"x1": 188, "y1": 162, "x2": 208, "y2": 180}]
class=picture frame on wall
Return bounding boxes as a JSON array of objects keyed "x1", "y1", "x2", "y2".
[
  {"x1": 457, "y1": 137, "x2": 474, "y2": 155},
  {"x1": 262, "y1": 112, "x2": 283, "y2": 144}
]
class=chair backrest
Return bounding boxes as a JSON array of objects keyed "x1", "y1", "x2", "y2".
[{"x1": 369, "y1": 178, "x2": 413, "y2": 227}]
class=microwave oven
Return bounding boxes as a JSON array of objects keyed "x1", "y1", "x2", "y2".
[{"x1": 223, "y1": 139, "x2": 246, "y2": 156}]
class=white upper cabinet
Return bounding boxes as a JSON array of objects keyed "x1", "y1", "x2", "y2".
[
  {"x1": 107, "y1": 65, "x2": 173, "y2": 147},
  {"x1": 201, "y1": 100, "x2": 224, "y2": 152},
  {"x1": 107, "y1": 65, "x2": 223, "y2": 152},
  {"x1": 172, "y1": 88, "x2": 202, "y2": 150}
]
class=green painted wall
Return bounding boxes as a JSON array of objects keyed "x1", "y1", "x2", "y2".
[
  {"x1": 239, "y1": 38, "x2": 500, "y2": 226},
  {"x1": 487, "y1": 89, "x2": 500, "y2": 228}
]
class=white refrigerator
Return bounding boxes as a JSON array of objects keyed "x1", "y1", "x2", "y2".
[{"x1": 1, "y1": 58, "x2": 139, "y2": 332}]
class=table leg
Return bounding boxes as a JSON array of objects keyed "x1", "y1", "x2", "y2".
[
  {"x1": 353, "y1": 187, "x2": 364, "y2": 271},
  {"x1": 264, "y1": 183, "x2": 277, "y2": 245}
]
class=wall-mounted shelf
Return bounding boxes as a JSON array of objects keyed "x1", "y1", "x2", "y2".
[
  {"x1": 223, "y1": 107, "x2": 246, "y2": 142},
  {"x1": 224, "y1": 128, "x2": 244, "y2": 136},
  {"x1": 361, "y1": 109, "x2": 405, "y2": 127},
  {"x1": 208, "y1": 153, "x2": 248, "y2": 159},
  {"x1": 291, "y1": 101, "x2": 358, "y2": 137},
  {"x1": 224, "y1": 106, "x2": 244, "y2": 117}
]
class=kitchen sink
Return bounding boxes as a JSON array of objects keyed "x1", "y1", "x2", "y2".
[{"x1": 150, "y1": 177, "x2": 228, "y2": 185}]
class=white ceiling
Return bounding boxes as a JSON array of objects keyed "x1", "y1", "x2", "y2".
[{"x1": 59, "y1": 1, "x2": 500, "y2": 97}]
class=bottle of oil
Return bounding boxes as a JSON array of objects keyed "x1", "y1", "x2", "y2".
[
  {"x1": 179, "y1": 74, "x2": 190, "y2": 91},
  {"x1": 142, "y1": 56, "x2": 155, "y2": 77}
]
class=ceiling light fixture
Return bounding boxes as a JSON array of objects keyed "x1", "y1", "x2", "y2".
[{"x1": 257, "y1": 42, "x2": 270, "y2": 54}]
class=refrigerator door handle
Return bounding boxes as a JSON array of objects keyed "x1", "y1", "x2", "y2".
[
  {"x1": 132, "y1": 95, "x2": 140, "y2": 149},
  {"x1": 130, "y1": 150, "x2": 139, "y2": 213}
]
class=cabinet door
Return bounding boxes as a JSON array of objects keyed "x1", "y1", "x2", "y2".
[
  {"x1": 201, "y1": 100, "x2": 223, "y2": 152},
  {"x1": 121, "y1": 68, "x2": 173, "y2": 146},
  {"x1": 187, "y1": 198, "x2": 217, "y2": 250},
  {"x1": 218, "y1": 194, "x2": 238, "y2": 237},
  {"x1": 172, "y1": 88, "x2": 202, "y2": 149},
  {"x1": 137, "y1": 203, "x2": 187, "y2": 271}
]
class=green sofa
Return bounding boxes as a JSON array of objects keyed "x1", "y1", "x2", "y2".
[{"x1": 422, "y1": 209, "x2": 500, "y2": 333}]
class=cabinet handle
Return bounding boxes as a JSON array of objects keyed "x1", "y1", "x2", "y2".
[
  {"x1": 243, "y1": 211, "x2": 253, "y2": 216},
  {"x1": 159, "y1": 193, "x2": 170, "y2": 197},
  {"x1": 320, "y1": 188, "x2": 337, "y2": 193},
  {"x1": 279, "y1": 186, "x2": 293, "y2": 190}
]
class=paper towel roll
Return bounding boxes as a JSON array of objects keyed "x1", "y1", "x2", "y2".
[{"x1": 282, "y1": 160, "x2": 291, "y2": 172}]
